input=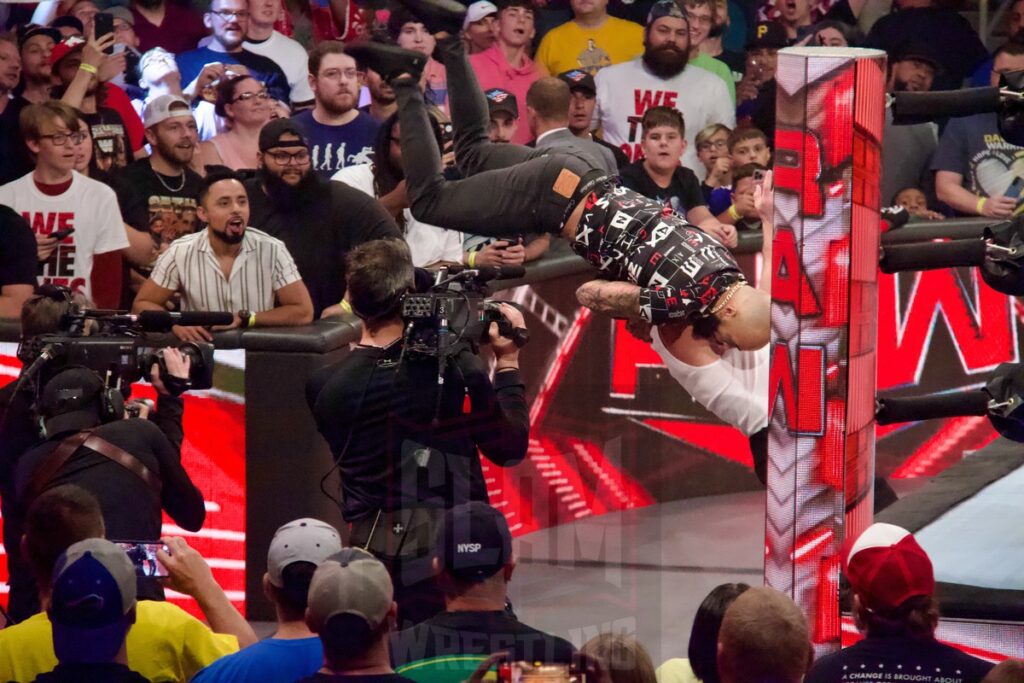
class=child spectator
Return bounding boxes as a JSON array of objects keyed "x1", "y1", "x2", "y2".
[
  {"x1": 620, "y1": 106, "x2": 736, "y2": 247},
  {"x1": 695, "y1": 122, "x2": 732, "y2": 215},
  {"x1": 729, "y1": 127, "x2": 771, "y2": 168},
  {"x1": 729, "y1": 163, "x2": 768, "y2": 231},
  {"x1": 580, "y1": 633, "x2": 657, "y2": 683},
  {"x1": 893, "y1": 186, "x2": 945, "y2": 221}
]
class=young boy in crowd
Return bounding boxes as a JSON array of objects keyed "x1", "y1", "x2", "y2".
[
  {"x1": 729, "y1": 127, "x2": 771, "y2": 168},
  {"x1": 696, "y1": 122, "x2": 733, "y2": 215},
  {"x1": 619, "y1": 106, "x2": 736, "y2": 245},
  {"x1": 485, "y1": 87, "x2": 518, "y2": 143},
  {"x1": 731, "y1": 163, "x2": 768, "y2": 231},
  {"x1": 893, "y1": 186, "x2": 945, "y2": 220}
]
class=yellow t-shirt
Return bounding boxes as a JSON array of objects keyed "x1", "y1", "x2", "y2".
[
  {"x1": 656, "y1": 658, "x2": 701, "y2": 683},
  {"x1": 0, "y1": 600, "x2": 238, "y2": 682},
  {"x1": 536, "y1": 16, "x2": 644, "y2": 77}
]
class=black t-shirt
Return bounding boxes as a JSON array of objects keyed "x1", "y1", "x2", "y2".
[
  {"x1": 0, "y1": 96, "x2": 33, "y2": 186},
  {"x1": 82, "y1": 106, "x2": 134, "y2": 175},
  {"x1": 391, "y1": 610, "x2": 576, "y2": 668},
  {"x1": 806, "y1": 634, "x2": 995, "y2": 683},
  {"x1": 594, "y1": 135, "x2": 630, "y2": 171},
  {"x1": 306, "y1": 342, "x2": 529, "y2": 522},
  {"x1": 0, "y1": 205, "x2": 39, "y2": 290},
  {"x1": 295, "y1": 674, "x2": 416, "y2": 683},
  {"x1": 112, "y1": 158, "x2": 203, "y2": 239},
  {"x1": 619, "y1": 160, "x2": 706, "y2": 216},
  {"x1": 244, "y1": 175, "x2": 400, "y2": 317}
]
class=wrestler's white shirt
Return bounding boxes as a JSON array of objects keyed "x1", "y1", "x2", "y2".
[{"x1": 651, "y1": 327, "x2": 769, "y2": 436}]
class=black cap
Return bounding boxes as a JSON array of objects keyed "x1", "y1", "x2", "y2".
[
  {"x1": 891, "y1": 42, "x2": 941, "y2": 72},
  {"x1": 558, "y1": 69, "x2": 596, "y2": 95},
  {"x1": 50, "y1": 16, "x2": 85, "y2": 35},
  {"x1": 16, "y1": 24, "x2": 62, "y2": 50},
  {"x1": 258, "y1": 118, "x2": 310, "y2": 152},
  {"x1": 748, "y1": 21, "x2": 788, "y2": 49},
  {"x1": 436, "y1": 502, "x2": 513, "y2": 581},
  {"x1": 40, "y1": 367, "x2": 104, "y2": 435},
  {"x1": 485, "y1": 88, "x2": 518, "y2": 118}
]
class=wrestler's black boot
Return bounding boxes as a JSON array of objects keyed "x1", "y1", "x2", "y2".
[
  {"x1": 346, "y1": 42, "x2": 427, "y2": 84},
  {"x1": 393, "y1": 0, "x2": 467, "y2": 35}
]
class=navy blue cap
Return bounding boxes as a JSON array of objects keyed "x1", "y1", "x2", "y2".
[{"x1": 437, "y1": 502, "x2": 513, "y2": 581}]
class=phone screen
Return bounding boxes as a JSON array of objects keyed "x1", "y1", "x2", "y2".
[{"x1": 115, "y1": 541, "x2": 169, "y2": 578}]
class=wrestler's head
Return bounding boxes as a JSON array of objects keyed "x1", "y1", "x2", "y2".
[{"x1": 711, "y1": 285, "x2": 770, "y2": 351}]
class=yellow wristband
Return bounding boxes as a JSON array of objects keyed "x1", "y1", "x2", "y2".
[
  {"x1": 339, "y1": 299, "x2": 352, "y2": 314},
  {"x1": 976, "y1": 196, "x2": 987, "y2": 215},
  {"x1": 78, "y1": 63, "x2": 98, "y2": 75},
  {"x1": 727, "y1": 204, "x2": 741, "y2": 221},
  {"x1": 467, "y1": 251, "x2": 477, "y2": 268},
  {"x1": 247, "y1": 312, "x2": 256, "y2": 328}
]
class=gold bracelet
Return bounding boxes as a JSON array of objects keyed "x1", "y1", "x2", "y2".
[
  {"x1": 339, "y1": 299, "x2": 352, "y2": 314},
  {"x1": 976, "y1": 196, "x2": 987, "y2": 215},
  {"x1": 78, "y1": 63, "x2": 98, "y2": 75},
  {"x1": 727, "y1": 204, "x2": 741, "y2": 221},
  {"x1": 467, "y1": 251, "x2": 477, "y2": 268},
  {"x1": 247, "y1": 312, "x2": 257, "y2": 328}
]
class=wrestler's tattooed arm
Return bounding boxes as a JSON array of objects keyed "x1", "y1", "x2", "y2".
[{"x1": 576, "y1": 279, "x2": 642, "y2": 318}]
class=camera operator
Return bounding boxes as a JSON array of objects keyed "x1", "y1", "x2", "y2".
[
  {"x1": 7, "y1": 349, "x2": 205, "y2": 621},
  {"x1": 307, "y1": 239, "x2": 529, "y2": 626}
]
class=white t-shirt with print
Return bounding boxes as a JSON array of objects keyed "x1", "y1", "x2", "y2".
[
  {"x1": 0, "y1": 171, "x2": 128, "y2": 304},
  {"x1": 331, "y1": 164, "x2": 464, "y2": 267},
  {"x1": 594, "y1": 58, "x2": 736, "y2": 180}
]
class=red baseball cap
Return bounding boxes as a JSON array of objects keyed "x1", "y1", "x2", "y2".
[
  {"x1": 49, "y1": 35, "x2": 86, "y2": 67},
  {"x1": 843, "y1": 523, "x2": 935, "y2": 612}
]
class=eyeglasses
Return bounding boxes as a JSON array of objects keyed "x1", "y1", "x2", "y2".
[
  {"x1": 686, "y1": 11, "x2": 713, "y2": 25},
  {"x1": 209, "y1": 9, "x2": 250, "y2": 19},
  {"x1": 318, "y1": 68, "x2": 360, "y2": 81},
  {"x1": 39, "y1": 131, "x2": 88, "y2": 146},
  {"x1": 698, "y1": 139, "x2": 728, "y2": 151},
  {"x1": 267, "y1": 149, "x2": 310, "y2": 165},
  {"x1": 232, "y1": 90, "x2": 270, "y2": 102}
]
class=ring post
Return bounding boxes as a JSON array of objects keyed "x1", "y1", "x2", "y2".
[{"x1": 765, "y1": 47, "x2": 887, "y2": 654}]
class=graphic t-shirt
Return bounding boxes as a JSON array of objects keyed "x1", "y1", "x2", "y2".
[
  {"x1": 619, "y1": 160, "x2": 706, "y2": 216},
  {"x1": 0, "y1": 171, "x2": 128, "y2": 303},
  {"x1": 805, "y1": 634, "x2": 994, "y2": 683},
  {"x1": 112, "y1": 158, "x2": 203, "y2": 241},
  {"x1": 291, "y1": 109, "x2": 379, "y2": 179},
  {"x1": 574, "y1": 184, "x2": 742, "y2": 323},
  {"x1": 932, "y1": 112, "x2": 1024, "y2": 201},
  {"x1": 535, "y1": 16, "x2": 644, "y2": 76},
  {"x1": 175, "y1": 46, "x2": 292, "y2": 105},
  {"x1": 594, "y1": 59, "x2": 735, "y2": 179},
  {"x1": 82, "y1": 107, "x2": 133, "y2": 174}
]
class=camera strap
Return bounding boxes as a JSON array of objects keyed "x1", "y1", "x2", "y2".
[{"x1": 26, "y1": 429, "x2": 163, "y2": 505}]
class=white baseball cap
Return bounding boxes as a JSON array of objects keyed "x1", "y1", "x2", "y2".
[{"x1": 464, "y1": 0, "x2": 498, "y2": 29}]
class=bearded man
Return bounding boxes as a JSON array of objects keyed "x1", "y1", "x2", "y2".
[
  {"x1": 593, "y1": 0, "x2": 734, "y2": 179},
  {"x1": 244, "y1": 119, "x2": 401, "y2": 317}
]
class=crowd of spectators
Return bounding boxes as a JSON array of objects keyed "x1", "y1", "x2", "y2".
[{"x1": 1, "y1": 0, "x2": 1023, "y2": 679}]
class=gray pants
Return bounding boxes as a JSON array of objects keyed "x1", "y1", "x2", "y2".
[{"x1": 393, "y1": 37, "x2": 592, "y2": 237}]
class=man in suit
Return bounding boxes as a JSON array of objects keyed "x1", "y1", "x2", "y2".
[{"x1": 527, "y1": 77, "x2": 618, "y2": 175}]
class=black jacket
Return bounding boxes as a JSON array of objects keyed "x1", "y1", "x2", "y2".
[{"x1": 307, "y1": 341, "x2": 529, "y2": 522}]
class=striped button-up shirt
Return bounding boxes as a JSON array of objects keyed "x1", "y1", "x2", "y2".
[{"x1": 150, "y1": 227, "x2": 302, "y2": 313}]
